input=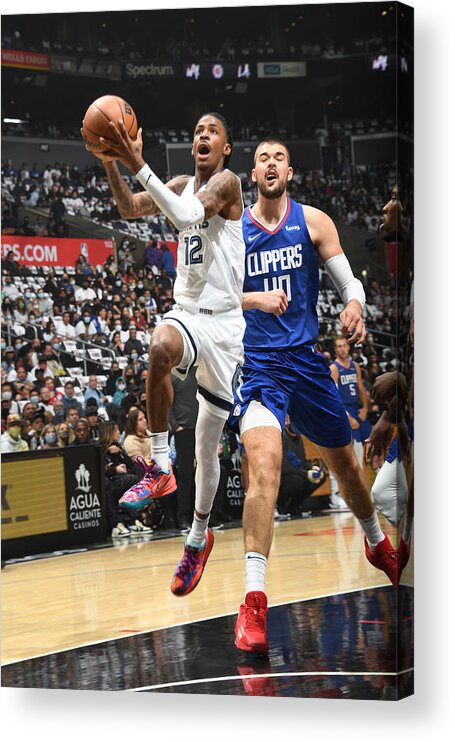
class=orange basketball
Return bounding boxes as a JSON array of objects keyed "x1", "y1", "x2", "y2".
[{"x1": 82, "y1": 95, "x2": 138, "y2": 153}]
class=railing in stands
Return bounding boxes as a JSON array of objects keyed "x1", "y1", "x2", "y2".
[{"x1": 1, "y1": 319, "x2": 115, "y2": 375}]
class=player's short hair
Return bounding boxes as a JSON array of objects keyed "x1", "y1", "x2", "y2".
[
  {"x1": 335, "y1": 335, "x2": 349, "y2": 344},
  {"x1": 198, "y1": 112, "x2": 233, "y2": 167},
  {"x1": 253, "y1": 138, "x2": 291, "y2": 165}
]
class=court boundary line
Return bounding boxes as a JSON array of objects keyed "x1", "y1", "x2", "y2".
[
  {"x1": 130, "y1": 668, "x2": 415, "y2": 693},
  {"x1": 2, "y1": 582, "x2": 398, "y2": 666}
]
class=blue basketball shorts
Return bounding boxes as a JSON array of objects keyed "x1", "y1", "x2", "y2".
[{"x1": 228, "y1": 344, "x2": 352, "y2": 449}]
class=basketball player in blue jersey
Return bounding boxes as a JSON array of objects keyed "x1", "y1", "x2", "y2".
[
  {"x1": 330, "y1": 336, "x2": 371, "y2": 467},
  {"x1": 84, "y1": 113, "x2": 246, "y2": 596},
  {"x1": 229, "y1": 139, "x2": 399, "y2": 654}
]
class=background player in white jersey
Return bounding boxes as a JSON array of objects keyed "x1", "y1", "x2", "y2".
[
  {"x1": 229, "y1": 139, "x2": 399, "y2": 654},
  {"x1": 84, "y1": 112, "x2": 245, "y2": 596}
]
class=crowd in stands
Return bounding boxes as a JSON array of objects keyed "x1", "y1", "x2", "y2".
[
  {"x1": 2, "y1": 155, "x2": 401, "y2": 248},
  {"x1": 2, "y1": 18, "x2": 399, "y2": 65}
]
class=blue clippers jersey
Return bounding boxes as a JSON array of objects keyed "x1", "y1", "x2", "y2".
[
  {"x1": 334, "y1": 358, "x2": 359, "y2": 412},
  {"x1": 242, "y1": 198, "x2": 319, "y2": 350}
]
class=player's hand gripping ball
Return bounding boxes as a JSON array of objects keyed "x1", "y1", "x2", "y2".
[{"x1": 81, "y1": 95, "x2": 138, "y2": 157}]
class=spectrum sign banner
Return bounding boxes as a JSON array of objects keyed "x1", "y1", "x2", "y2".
[
  {"x1": 1, "y1": 236, "x2": 114, "y2": 267},
  {"x1": 1, "y1": 49, "x2": 50, "y2": 70}
]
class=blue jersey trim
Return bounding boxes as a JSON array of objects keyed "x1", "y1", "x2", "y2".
[
  {"x1": 246, "y1": 198, "x2": 291, "y2": 234},
  {"x1": 197, "y1": 385, "x2": 232, "y2": 412}
]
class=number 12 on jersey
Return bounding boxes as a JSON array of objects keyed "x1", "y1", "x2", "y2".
[
  {"x1": 184, "y1": 235, "x2": 203, "y2": 265},
  {"x1": 263, "y1": 274, "x2": 292, "y2": 300}
]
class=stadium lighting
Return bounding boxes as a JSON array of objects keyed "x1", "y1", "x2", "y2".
[{"x1": 3, "y1": 118, "x2": 26, "y2": 124}]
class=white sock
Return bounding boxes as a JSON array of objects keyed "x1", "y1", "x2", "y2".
[
  {"x1": 187, "y1": 514, "x2": 208, "y2": 549},
  {"x1": 359, "y1": 511, "x2": 385, "y2": 550},
  {"x1": 150, "y1": 431, "x2": 170, "y2": 473},
  {"x1": 329, "y1": 470, "x2": 340, "y2": 496},
  {"x1": 402, "y1": 514, "x2": 413, "y2": 544},
  {"x1": 245, "y1": 552, "x2": 267, "y2": 596}
]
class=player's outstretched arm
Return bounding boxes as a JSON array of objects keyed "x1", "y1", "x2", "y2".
[{"x1": 303, "y1": 205, "x2": 366, "y2": 344}]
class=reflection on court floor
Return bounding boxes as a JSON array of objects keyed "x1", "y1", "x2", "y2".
[{"x1": 1, "y1": 513, "x2": 414, "y2": 700}]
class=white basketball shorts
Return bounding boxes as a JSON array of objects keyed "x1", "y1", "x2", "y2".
[{"x1": 162, "y1": 304, "x2": 245, "y2": 419}]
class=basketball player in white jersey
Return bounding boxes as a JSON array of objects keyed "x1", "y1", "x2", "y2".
[{"x1": 84, "y1": 113, "x2": 245, "y2": 595}]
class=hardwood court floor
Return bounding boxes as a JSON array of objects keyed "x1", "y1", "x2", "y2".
[{"x1": 1, "y1": 511, "x2": 413, "y2": 668}]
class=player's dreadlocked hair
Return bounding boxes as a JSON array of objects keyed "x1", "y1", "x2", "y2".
[{"x1": 200, "y1": 112, "x2": 233, "y2": 167}]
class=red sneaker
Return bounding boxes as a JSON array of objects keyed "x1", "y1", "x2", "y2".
[
  {"x1": 364, "y1": 535, "x2": 398, "y2": 587},
  {"x1": 119, "y1": 457, "x2": 177, "y2": 511},
  {"x1": 397, "y1": 536, "x2": 411, "y2": 583},
  {"x1": 170, "y1": 529, "x2": 214, "y2": 597},
  {"x1": 235, "y1": 591, "x2": 269, "y2": 654}
]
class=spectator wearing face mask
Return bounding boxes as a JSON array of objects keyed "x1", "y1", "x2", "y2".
[
  {"x1": 13, "y1": 296, "x2": 28, "y2": 324},
  {"x1": 112, "y1": 376, "x2": 128, "y2": 407},
  {"x1": 1, "y1": 383, "x2": 20, "y2": 415},
  {"x1": 75, "y1": 308, "x2": 97, "y2": 338},
  {"x1": 39, "y1": 423, "x2": 58, "y2": 449},
  {"x1": 57, "y1": 421, "x2": 74, "y2": 447},
  {"x1": 1, "y1": 413, "x2": 29, "y2": 452},
  {"x1": 123, "y1": 327, "x2": 144, "y2": 357}
]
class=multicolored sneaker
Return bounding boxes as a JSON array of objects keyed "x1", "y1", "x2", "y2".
[
  {"x1": 170, "y1": 529, "x2": 214, "y2": 597},
  {"x1": 364, "y1": 535, "x2": 398, "y2": 587},
  {"x1": 397, "y1": 536, "x2": 411, "y2": 583},
  {"x1": 235, "y1": 591, "x2": 269, "y2": 654},
  {"x1": 119, "y1": 457, "x2": 177, "y2": 511}
]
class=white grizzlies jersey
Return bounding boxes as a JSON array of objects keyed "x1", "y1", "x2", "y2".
[{"x1": 173, "y1": 174, "x2": 245, "y2": 314}]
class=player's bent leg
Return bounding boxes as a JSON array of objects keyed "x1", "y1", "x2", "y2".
[
  {"x1": 171, "y1": 398, "x2": 226, "y2": 596},
  {"x1": 317, "y1": 443, "x2": 398, "y2": 587},
  {"x1": 147, "y1": 323, "x2": 185, "y2": 434},
  {"x1": 120, "y1": 325, "x2": 183, "y2": 510},
  {"x1": 235, "y1": 414, "x2": 282, "y2": 654}
]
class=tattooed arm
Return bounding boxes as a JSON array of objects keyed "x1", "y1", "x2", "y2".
[
  {"x1": 103, "y1": 162, "x2": 190, "y2": 220},
  {"x1": 196, "y1": 169, "x2": 242, "y2": 220}
]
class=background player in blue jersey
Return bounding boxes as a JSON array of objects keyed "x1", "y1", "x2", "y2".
[
  {"x1": 329, "y1": 336, "x2": 372, "y2": 507},
  {"x1": 230, "y1": 139, "x2": 399, "y2": 655}
]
